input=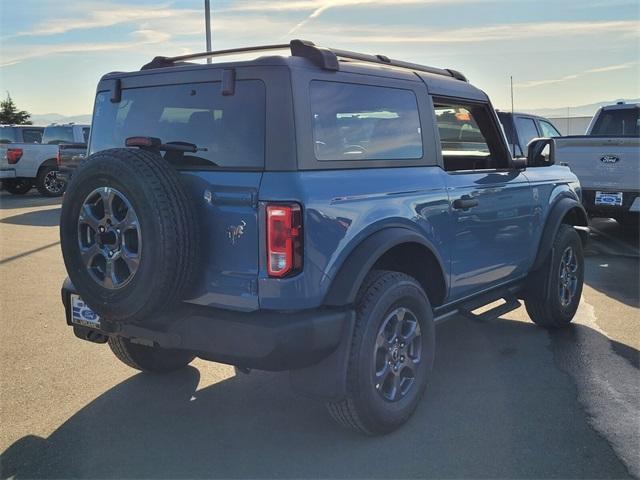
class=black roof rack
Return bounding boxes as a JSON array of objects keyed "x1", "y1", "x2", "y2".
[{"x1": 140, "y1": 39, "x2": 468, "y2": 82}]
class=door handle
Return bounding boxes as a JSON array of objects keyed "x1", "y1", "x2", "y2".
[{"x1": 452, "y1": 195, "x2": 479, "y2": 210}]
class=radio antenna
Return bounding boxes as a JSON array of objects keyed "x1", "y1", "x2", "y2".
[{"x1": 510, "y1": 75, "x2": 516, "y2": 157}]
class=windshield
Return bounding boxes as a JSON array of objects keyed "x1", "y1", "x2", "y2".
[
  {"x1": 591, "y1": 108, "x2": 639, "y2": 136},
  {"x1": 42, "y1": 126, "x2": 75, "y2": 144},
  {"x1": 90, "y1": 80, "x2": 266, "y2": 169}
]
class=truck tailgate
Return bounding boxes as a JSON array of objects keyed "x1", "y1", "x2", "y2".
[{"x1": 555, "y1": 136, "x2": 640, "y2": 191}]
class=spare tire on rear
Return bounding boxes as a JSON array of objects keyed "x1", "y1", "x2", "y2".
[{"x1": 60, "y1": 148, "x2": 198, "y2": 323}]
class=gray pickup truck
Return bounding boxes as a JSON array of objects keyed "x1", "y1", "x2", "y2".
[
  {"x1": 0, "y1": 123, "x2": 90, "y2": 196},
  {"x1": 554, "y1": 102, "x2": 639, "y2": 226}
]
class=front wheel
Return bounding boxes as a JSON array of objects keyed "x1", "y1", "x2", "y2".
[
  {"x1": 326, "y1": 270, "x2": 435, "y2": 435},
  {"x1": 524, "y1": 225, "x2": 584, "y2": 328},
  {"x1": 108, "y1": 336, "x2": 195, "y2": 373}
]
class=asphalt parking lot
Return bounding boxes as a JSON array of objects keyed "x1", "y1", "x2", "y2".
[{"x1": 0, "y1": 191, "x2": 638, "y2": 479}]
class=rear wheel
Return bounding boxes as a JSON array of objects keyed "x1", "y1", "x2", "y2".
[
  {"x1": 326, "y1": 270, "x2": 435, "y2": 435},
  {"x1": 3, "y1": 178, "x2": 32, "y2": 195},
  {"x1": 524, "y1": 225, "x2": 584, "y2": 328},
  {"x1": 36, "y1": 166, "x2": 66, "y2": 197},
  {"x1": 108, "y1": 336, "x2": 194, "y2": 373}
]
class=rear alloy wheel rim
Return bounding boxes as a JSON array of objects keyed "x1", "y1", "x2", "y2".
[
  {"x1": 44, "y1": 170, "x2": 65, "y2": 194},
  {"x1": 77, "y1": 187, "x2": 142, "y2": 289},
  {"x1": 373, "y1": 306, "x2": 422, "y2": 402},
  {"x1": 558, "y1": 246, "x2": 579, "y2": 307}
]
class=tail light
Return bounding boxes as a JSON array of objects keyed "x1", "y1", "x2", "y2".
[
  {"x1": 266, "y1": 203, "x2": 302, "y2": 277},
  {"x1": 7, "y1": 148, "x2": 23, "y2": 164},
  {"x1": 56, "y1": 150, "x2": 61, "y2": 166}
]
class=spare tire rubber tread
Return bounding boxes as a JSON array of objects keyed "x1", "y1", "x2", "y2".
[{"x1": 61, "y1": 148, "x2": 198, "y2": 322}]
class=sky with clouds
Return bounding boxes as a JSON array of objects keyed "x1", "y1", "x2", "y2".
[{"x1": 0, "y1": 0, "x2": 638, "y2": 116}]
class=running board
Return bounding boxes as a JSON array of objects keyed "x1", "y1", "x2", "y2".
[
  {"x1": 433, "y1": 282, "x2": 524, "y2": 324},
  {"x1": 458, "y1": 296, "x2": 521, "y2": 322}
]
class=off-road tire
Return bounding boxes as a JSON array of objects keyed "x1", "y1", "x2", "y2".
[
  {"x1": 3, "y1": 178, "x2": 32, "y2": 195},
  {"x1": 525, "y1": 225, "x2": 584, "y2": 328},
  {"x1": 108, "y1": 336, "x2": 195, "y2": 373},
  {"x1": 36, "y1": 165, "x2": 66, "y2": 197},
  {"x1": 60, "y1": 148, "x2": 199, "y2": 323},
  {"x1": 326, "y1": 270, "x2": 435, "y2": 435}
]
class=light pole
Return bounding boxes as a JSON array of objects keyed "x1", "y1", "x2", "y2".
[{"x1": 204, "y1": 0, "x2": 212, "y2": 63}]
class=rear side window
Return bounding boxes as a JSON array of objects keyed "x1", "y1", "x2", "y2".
[
  {"x1": 310, "y1": 81, "x2": 422, "y2": 161},
  {"x1": 591, "y1": 108, "x2": 639, "y2": 136},
  {"x1": 90, "y1": 80, "x2": 266, "y2": 168},
  {"x1": 82, "y1": 127, "x2": 90, "y2": 143},
  {"x1": 0, "y1": 127, "x2": 17, "y2": 144},
  {"x1": 42, "y1": 126, "x2": 75, "y2": 144}
]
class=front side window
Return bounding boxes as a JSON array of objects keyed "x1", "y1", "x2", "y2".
[
  {"x1": 514, "y1": 117, "x2": 539, "y2": 149},
  {"x1": 591, "y1": 108, "x2": 639, "y2": 136},
  {"x1": 90, "y1": 80, "x2": 266, "y2": 168},
  {"x1": 434, "y1": 101, "x2": 508, "y2": 171},
  {"x1": 538, "y1": 120, "x2": 560, "y2": 137},
  {"x1": 42, "y1": 126, "x2": 75, "y2": 144},
  {"x1": 310, "y1": 81, "x2": 422, "y2": 161}
]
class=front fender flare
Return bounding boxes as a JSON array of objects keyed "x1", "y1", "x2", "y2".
[
  {"x1": 531, "y1": 197, "x2": 588, "y2": 271},
  {"x1": 323, "y1": 227, "x2": 445, "y2": 306}
]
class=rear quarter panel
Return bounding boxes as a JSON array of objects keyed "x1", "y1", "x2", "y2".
[
  {"x1": 258, "y1": 167, "x2": 452, "y2": 309},
  {"x1": 0, "y1": 143, "x2": 57, "y2": 178}
]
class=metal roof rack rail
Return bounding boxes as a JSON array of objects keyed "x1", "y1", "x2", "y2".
[{"x1": 140, "y1": 39, "x2": 467, "y2": 82}]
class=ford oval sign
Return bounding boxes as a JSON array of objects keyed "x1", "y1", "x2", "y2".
[{"x1": 600, "y1": 155, "x2": 620, "y2": 163}]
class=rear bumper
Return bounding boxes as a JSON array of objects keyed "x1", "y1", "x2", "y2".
[
  {"x1": 582, "y1": 189, "x2": 640, "y2": 217},
  {"x1": 61, "y1": 279, "x2": 353, "y2": 371},
  {"x1": 0, "y1": 169, "x2": 16, "y2": 179}
]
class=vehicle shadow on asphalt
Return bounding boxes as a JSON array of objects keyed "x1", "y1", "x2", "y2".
[
  {"x1": 584, "y1": 220, "x2": 639, "y2": 309},
  {"x1": 1, "y1": 317, "x2": 633, "y2": 479},
  {"x1": 0, "y1": 192, "x2": 62, "y2": 210},
  {"x1": 0, "y1": 207, "x2": 61, "y2": 227}
]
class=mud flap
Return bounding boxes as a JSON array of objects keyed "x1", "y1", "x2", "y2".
[{"x1": 289, "y1": 310, "x2": 355, "y2": 401}]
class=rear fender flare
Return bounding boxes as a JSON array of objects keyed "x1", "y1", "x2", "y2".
[{"x1": 323, "y1": 227, "x2": 446, "y2": 306}]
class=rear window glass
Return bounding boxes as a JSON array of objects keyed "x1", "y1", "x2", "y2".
[
  {"x1": 0, "y1": 127, "x2": 17, "y2": 144},
  {"x1": 22, "y1": 128, "x2": 43, "y2": 143},
  {"x1": 42, "y1": 126, "x2": 74, "y2": 144},
  {"x1": 90, "y1": 80, "x2": 266, "y2": 168},
  {"x1": 310, "y1": 81, "x2": 422, "y2": 161},
  {"x1": 591, "y1": 108, "x2": 639, "y2": 136}
]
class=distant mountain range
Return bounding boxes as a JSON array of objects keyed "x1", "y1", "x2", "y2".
[
  {"x1": 522, "y1": 98, "x2": 639, "y2": 118},
  {"x1": 29, "y1": 113, "x2": 92, "y2": 126},
  {"x1": 30, "y1": 98, "x2": 638, "y2": 125}
]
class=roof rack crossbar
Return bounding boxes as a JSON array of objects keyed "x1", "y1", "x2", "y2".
[{"x1": 140, "y1": 39, "x2": 468, "y2": 81}]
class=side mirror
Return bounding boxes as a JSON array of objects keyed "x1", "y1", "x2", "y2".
[
  {"x1": 512, "y1": 157, "x2": 527, "y2": 170},
  {"x1": 527, "y1": 138, "x2": 555, "y2": 167}
]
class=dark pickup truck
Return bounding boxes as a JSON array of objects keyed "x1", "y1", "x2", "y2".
[{"x1": 57, "y1": 142, "x2": 88, "y2": 182}]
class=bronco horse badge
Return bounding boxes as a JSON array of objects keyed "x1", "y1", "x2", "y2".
[{"x1": 227, "y1": 220, "x2": 247, "y2": 245}]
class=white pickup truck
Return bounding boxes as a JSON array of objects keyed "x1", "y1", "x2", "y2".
[
  {"x1": 0, "y1": 123, "x2": 90, "y2": 197},
  {"x1": 554, "y1": 102, "x2": 639, "y2": 226}
]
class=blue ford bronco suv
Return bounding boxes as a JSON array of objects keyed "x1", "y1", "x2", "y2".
[{"x1": 60, "y1": 40, "x2": 588, "y2": 434}]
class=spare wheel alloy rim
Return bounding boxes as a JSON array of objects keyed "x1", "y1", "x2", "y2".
[{"x1": 77, "y1": 187, "x2": 142, "y2": 289}]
